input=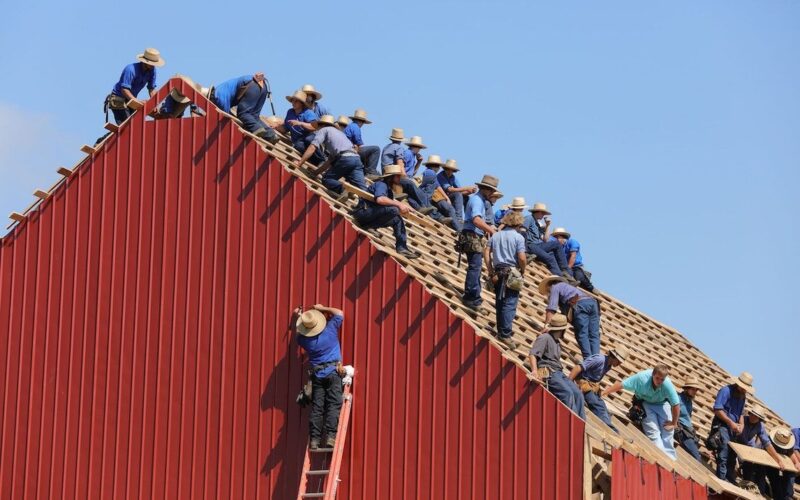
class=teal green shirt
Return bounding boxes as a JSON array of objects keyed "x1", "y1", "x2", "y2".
[{"x1": 621, "y1": 369, "x2": 680, "y2": 406}]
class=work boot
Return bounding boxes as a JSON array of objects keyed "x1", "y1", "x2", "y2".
[
  {"x1": 418, "y1": 206, "x2": 435, "y2": 216},
  {"x1": 499, "y1": 337, "x2": 518, "y2": 350},
  {"x1": 562, "y1": 272, "x2": 579, "y2": 286},
  {"x1": 439, "y1": 217, "x2": 453, "y2": 227},
  {"x1": 395, "y1": 193, "x2": 409, "y2": 202},
  {"x1": 325, "y1": 436, "x2": 336, "y2": 448},
  {"x1": 336, "y1": 191, "x2": 351, "y2": 203},
  {"x1": 310, "y1": 438, "x2": 320, "y2": 450},
  {"x1": 397, "y1": 248, "x2": 419, "y2": 260}
]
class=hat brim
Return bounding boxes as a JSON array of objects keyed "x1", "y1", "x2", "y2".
[
  {"x1": 475, "y1": 182, "x2": 498, "y2": 191},
  {"x1": 608, "y1": 351, "x2": 626, "y2": 363},
  {"x1": 732, "y1": 378, "x2": 756, "y2": 394},
  {"x1": 748, "y1": 410, "x2": 766, "y2": 420},
  {"x1": 509, "y1": 205, "x2": 529, "y2": 211},
  {"x1": 137, "y1": 54, "x2": 166, "y2": 67},
  {"x1": 404, "y1": 142, "x2": 427, "y2": 149},
  {"x1": 683, "y1": 383, "x2": 702, "y2": 390},
  {"x1": 529, "y1": 208, "x2": 552, "y2": 215},
  {"x1": 769, "y1": 429, "x2": 796, "y2": 451},
  {"x1": 552, "y1": 233, "x2": 571, "y2": 239},
  {"x1": 389, "y1": 136, "x2": 406, "y2": 142},
  {"x1": 548, "y1": 324, "x2": 569, "y2": 332},
  {"x1": 538, "y1": 276, "x2": 565, "y2": 295},
  {"x1": 296, "y1": 310, "x2": 327, "y2": 337},
  {"x1": 305, "y1": 91, "x2": 322, "y2": 100},
  {"x1": 350, "y1": 116, "x2": 372, "y2": 124}
]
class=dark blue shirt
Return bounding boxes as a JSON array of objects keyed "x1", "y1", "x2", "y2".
[
  {"x1": 713, "y1": 384, "x2": 746, "y2": 424},
  {"x1": 210, "y1": 75, "x2": 252, "y2": 113},
  {"x1": 494, "y1": 208, "x2": 507, "y2": 225},
  {"x1": 284, "y1": 108, "x2": 320, "y2": 142},
  {"x1": 737, "y1": 419, "x2": 770, "y2": 449},
  {"x1": 419, "y1": 168, "x2": 439, "y2": 198},
  {"x1": 437, "y1": 171, "x2": 460, "y2": 191},
  {"x1": 111, "y1": 62, "x2": 157, "y2": 98},
  {"x1": 579, "y1": 354, "x2": 612, "y2": 383},
  {"x1": 343, "y1": 122, "x2": 363, "y2": 146},
  {"x1": 523, "y1": 216, "x2": 547, "y2": 252},
  {"x1": 793, "y1": 428, "x2": 800, "y2": 452},
  {"x1": 296, "y1": 314, "x2": 343, "y2": 378},
  {"x1": 679, "y1": 392, "x2": 694, "y2": 430}
]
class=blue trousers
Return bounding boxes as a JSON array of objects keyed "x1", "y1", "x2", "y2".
[
  {"x1": 434, "y1": 200, "x2": 460, "y2": 230},
  {"x1": 462, "y1": 251, "x2": 483, "y2": 306},
  {"x1": 358, "y1": 146, "x2": 380, "y2": 176},
  {"x1": 572, "y1": 299, "x2": 601, "y2": 359},
  {"x1": 642, "y1": 401, "x2": 676, "y2": 459},
  {"x1": 398, "y1": 177, "x2": 429, "y2": 210},
  {"x1": 715, "y1": 425, "x2": 737, "y2": 482},
  {"x1": 353, "y1": 205, "x2": 408, "y2": 251},
  {"x1": 584, "y1": 391, "x2": 616, "y2": 431},
  {"x1": 112, "y1": 107, "x2": 133, "y2": 125},
  {"x1": 546, "y1": 372, "x2": 586, "y2": 419},
  {"x1": 493, "y1": 278, "x2": 519, "y2": 339},
  {"x1": 767, "y1": 467, "x2": 796, "y2": 500},
  {"x1": 528, "y1": 240, "x2": 570, "y2": 276},
  {"x1": 448, "y1": 192, "x2": 466, "y2": 228},
  {"x1": 677, "y1": 430, "x2": 702, "y2": 461},
  {"x1": 322, "y1": 155, "x2": 367, "y2": 194}
]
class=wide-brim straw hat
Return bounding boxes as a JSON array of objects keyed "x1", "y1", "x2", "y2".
[
  {"x1": 350, "y1": 108, "x2": 372, "y2": 124},
  {"x1": 529, "y1": 202, "x2": 551, "y2": 215},
  {"x1": 380, "y1": 164, "x2": 404, "y2": 178},
  {"x1": 608, "y1": 346, "x2": 629, "y2": 363},
  {"x1": 443, "y1": 159, "x2": 460, "y2": 171},
  {"x1": 551, "y1": 227, "x2": 571, "y2": 238},
  {"x1": 404, "y1": 136, "x2": 427, "y2": 149},
  {"x1": 489, "y1": 190, "x2": 504, "y2": 200},
  {"x1": 538, "y1": 275, "x2": 565, "y2": 295},
  {"x1": 475, "y1": 174, "x2": 500, "y2": 191},
  {"x1": 296, "y1": 310, "x2": 327, "y2": 337},
  {"x1": 286, "y1": 90, "x2": 309, "y2": 105},
  {"x1": 169, "y1": 88, "x2": 191, "y2": 104},
  {"x1": 770, "y1": 428, "x2": 796, "y2": 451},
  {"x1": 748, "y1": 404, "x2": 767, "y2": 421},
  {"x1": 336, "y1": 115, "x2": 350, "y2": 127},
  {"x1": 508, "y1": 196, "x2": 528, "y2": 210},
  {"x1": 301, "y1": 84, "x2": 322, "y2": 100},
  {"x1": 548, "y1": 314, "x2": 569, "y2": 331},
  {"x1": 137, "y1": 48, "x2": 165, "y2": 67},
  {"x1": 682, "y1": 377, "x2": 702, "y2": 390},
  {"x1": 389, "y1": 128, "x2": 405, "y2": 141},
  {"x1": 424, "y1": 154, "x2": 444, "y2": 166},
  {"x1": 317, "y1": 114, "x2": 336, "y2": 127},
  {"x1": 732, "y1": 371, "x2": 755, "y2": 395}
]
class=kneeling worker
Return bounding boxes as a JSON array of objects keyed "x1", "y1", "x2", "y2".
[{"x1": 569, "y1": 346, "x2": 628, "y2": 431}]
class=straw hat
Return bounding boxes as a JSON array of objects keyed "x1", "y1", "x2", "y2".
[
  {"x1": 475, "y1": 175, "x2": 499, "y2": 191},
  {"x1": 199, "y1": 87, "x2": 210, "y2": 98},
  {"x1": 296, "y1": 309, "x2": 327, "y2": 337},
  {"x1": 301, "y1": 84, "x2": 322, "y2": 100},
  {"x1": 548, "y1": 314, "x2": 569, "y2": 331},
  {"x1": 769, "y1": 428, "x2": 796, "y2": 451},
  {"x1": 169, "y1": 88, "x2": 191, "y2": 104},
  {"x1": 389, "y1": 128, "x2": 405, "y2": 142},
  {"x1": 405, "y1": 136, "x2": 427, "y2": 149},
  {"x1": 286, "y1": 90, "x2": 309, "y2": 105},
  {"x1": 551, "y1": 227, "x2": 571, "y2": 239},
  {"x1": 443, "y1": 159, "x2": 460, "y2": 172},
  {"x1": 136, "y1": 48, "x2": 165, "y2": 67},
  {"x1": 349, "y1": 108, "x2": 372, "y2": 124},
  {"x1": 336, "y1": 115, "x2": 350, "y2": 127},
  {"x1": 489, "y1": 190, "x2": 504, "y2": 201},
  {"x1": 538, "y1": 275, "x2": 565, "y2": 295},
  {"x1": 732, "y1": 371, "x2": 755, "y2": 395},
  {"x1": 508, "y1": 197, "x2": 528, "y2": 210},
  {"x1": 265, "y1": 115, "x2": 283, "y2": 128},
  {"x1": 424, "y1": 154, "x2": 444, "y2": 167},
  {"x1": 317, "y1": 114, "x2": 336, "y2": 127},
  {"x1": 682, "y1": 376, "x2": 702, "y2": 390},
  {"x1": 380, "y1": 164, "x2": 404, "y2": 178},
  {"x1": 748, "y1": 404, "x2": 767, "y2": 421},
  {"x1": 529, "y1": 202, "x2": 551, "y2": 215},
  {"x1": 608, "y1": 346, "x2": 629, "y2": 363}
]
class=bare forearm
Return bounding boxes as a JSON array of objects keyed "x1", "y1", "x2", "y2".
[
  {"x1": 766, "y1": 445, "x2": 782, "y2": 467},
  {"x1": 568, "y1": 252, "x2": 576, "y2": 268},
  {"x1": 376, "y1": 196, "x2": 403, "y2": 209},
  {"x1": 122, "y1": 88, "x2": 137, "y2": 101},
  {"x1": 714, "y1": 410, "x2": 735, "y2": 428},
  {"x1": 602, "y1": 381, "x2": 622, "y2": 397},
  {"x1": 315, "y1": 305, "x2": 343, "y2": 317},
  {"x1": 473, "y1": 218, "x2": 494, "y2": 234},
  {"x1": 568, "y1": 365, "x2": 582, "y2": 381},
  {"x1": 670, "y1": 404, "x2": 680, "y2": 424},
  {"x1": 518, "y1": 253, "x2": 527, "y2": 274},
  {"x1": 299, "y1": 145, "x2": 317, "y2": 164},
  {"x1": 528, "y1": 355, "x2": 538, "y2": 373}
]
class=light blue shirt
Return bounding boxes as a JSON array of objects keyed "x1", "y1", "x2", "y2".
[
  {"x1": 488, "y1": 228, "x2": 525, "y2": 268},
  {"x1": 381, "y1": 142, "x2": 406, "y2": 168},
  {"x1": 621, "y1": 369, "x2": 680, "y2": 406},
  {"x1": 463, "y1": 192, "x2": 488, "y2": 235}
]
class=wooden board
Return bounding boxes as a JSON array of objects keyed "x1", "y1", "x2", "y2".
[{"x1": 729, "y1": 442, "x2": 798, "y2": 472}]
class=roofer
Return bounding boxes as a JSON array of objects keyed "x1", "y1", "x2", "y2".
[
  {"x1": 485, "y1": 191, "x2": 504, "y2": 227},
  {"x1": 569, "y1": 347, "x2": 628, "y2": 432},
  {"x1": 728, "y1": 405, "x2": 785, "y2": 494},
  {"x1": 352, "y1": 164, "x2": 419, "y2": 259},
  {"x1": 459, "y1": 175, "x2": 500, "y2": 309},
  {"x1": 420, "y1": 155, "x2": 458, "y2": 229},
  {"x1": 551, "y1": 227, "x2": 595, "y2": 292},
  {"x1": 528, "y1": 314, "x2": 586, "y2": 419},
  {"x1": 524, "y1": 203, "x2": 573, "y2": 279},
  {"x1": 209, "y1": 73, "x2": 278, "y2": 143},
  {"x1": 764, "y1": 428, "x2": 797, "y2": 500},
  {"x1": 602, "y1": 365, "x2": 681, "y2": 460},
  {"x1": 484, "y1": 211, "x2": 527, "y2": 349},
  {"x1": 278, "y1": 90, "x2": 323, "y2": 163},
  {"x1": 342, "y1": 109, "x2": 380, "y2": 179},
  {"x1": 438, "y1": 159, "x2": 477, "y2": 229},
  {"x1": 105, "y1": 48, "x2": 164, "y2": 125},
  {"x1": 495, "y1": 197, "x2": 527, "y2": 229},
  {"x1": 675, "y1": 376, "x2": 704, "y2": 462},
  {"x1": 293, "y1": 304, "x2": 346, "y2": 450},
  {"x1": 301, "y1": 84, "x2": 331, "y2": 117},
  {"x1": 709, "y1": 371, "x2": 755, "y2": 482},
  {"x1": 380, "y1": 129, "x2": 433, "y2": 214},
  {"x1": 538, "y1": 276, "x2": 601, "y2": 359},
  {"x1": 297, "y1": 115, "x2": 367, "y2": 197}
]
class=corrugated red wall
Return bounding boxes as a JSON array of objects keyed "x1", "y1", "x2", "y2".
[
  {"x1": 610, "y1": 449, "x2": 708, "y2": 500},
  {"x1": 0, "y1": 80, "x2": 584, "y2": 499}
]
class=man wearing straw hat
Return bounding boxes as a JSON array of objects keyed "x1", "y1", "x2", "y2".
[
  {"x1": 278, "y1": 90, "x2": 323, "y2": 163},
  {"x1": 551, "y1": 227, "x2": 595, "y2": 292},
  {"x1": 538, "y1": 275, "x2": 601, "y2": 359},
  {"x1": 380, "y1": 129, "x2": 434, "y2": 214},
  {"x1": 293, "y1": 304, "x2": 346, "y2": 450},
  {"x1": 524, "y1": 203, "x2": 573, "y2": 280},
  {"x1": 460, "y1": 175, "x2": 500, "y2": 309},
  {"x1": 420, "y1": 155, "x2": 457, "y2": 229},
  {"x1": 527, "y1": 314, "x2": 586, "y2": 419},
  {"x1": 438, "y1": 159, "x2": 477, "y2": 229},
  {"x1": 208, "y1": 73, "x2": 279, "y2": 143},
  {"x1": 297, "y1": 115, "x2": 368, "y2": 196},
  {"x1": 494, "y1": 197, "x2": 528, "y2": 229},
  {"x1": 764, "y1": 428, "x2": 797, "y2": 500},
  {"x1": 710, "y1": 371, "x2": 755, "y2": 481},
  {"x1": 341, "y1": 109, "x2": 381, "y2": 179},
  {"x1": 675, "y1": 376, "x2": 704, "y2": 461},
  {"x1": 301, "y1": 84, "x2": 331, "y2": 118},
  {"x1": 569, "y1": 347, "x2": 628, "y2": 432},
  {"x1": 728, "y1": 405, "x2": 785, "y2": 492},
  {"x1": 351, "y1": 164, "x2": 419, "y2": 259},
  {"x1": 105, "y1": 48, "x2": 165, "y2": 124}
]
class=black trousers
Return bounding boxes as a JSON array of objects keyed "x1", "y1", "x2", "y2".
[
  {"x1": 309, "y1": 372, "x2": 343, "y2": 440},
  {"x1": 573, "y1": 266, "x2": 594, "y2": 292}
]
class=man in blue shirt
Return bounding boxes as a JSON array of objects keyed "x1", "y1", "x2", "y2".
[
  {"x1": 380, "y1": 129, "x2": 433, "y2": 214},
  {"x1": 569, "y1": 347, "x2": 627, "y2": 432},
  {"x1": 297, "y1": 115, "x2": 367, "y2": 197},
  {"x1": 342, "y1": 109, "x2": 380, "y2": 179},
  {"x1": 278, "y1": 90, "x2": 323, "y2": 164},
  {"x1": 294, "y1": 304, "x2": 346, "y2": 450},
  {"x1": 524, "y1": 203, "x2": 573, "y2": 280},
  {"x1": 301, "y1": 84, "x2": 331, "y2": 117},
  {"x1": 551, "y1": 228, "x2": 595, "y2": 292},
  {"x1": 419, "y1": 155, "x2": 458, "y2": 229},
  {"x1": 460, "y1": 175, "x2": 500, "y2": 308},
  {"x1": 106, "y1": 48, "x2": 164, "y2": 124},
  {"x1": 675, "y1": 377, "x2": 704, "y2": 461},
  {"x1": 210, "y1": 73, "x2": 278, "y2": 143},
  {"x1": 732, "y1": 405, "x2": 785, "y2": 494},
  {"x1": 352, "y1": 164, "x2": 419, "y2": 260},
  {"x1": 711, "y1": 372, "x2": 755, "y2": 482},
  {"x1": 438, "y1": 159, "x2": 477, "y2": 229},
  {"x1": 538, "y1": 276, "x2": 601, "y2": 359},
  {"x1": 484, "y1": 211, "x2": 527, "y2": 348},
  {"x1": 765, "y1": 428, "x2": 797, "y2": 500}
]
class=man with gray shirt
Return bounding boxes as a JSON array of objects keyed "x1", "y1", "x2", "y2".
[{"x1": 297, "y1": 115, "x2": 367, "y2": 196}]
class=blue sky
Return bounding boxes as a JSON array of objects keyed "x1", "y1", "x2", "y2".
[{"x1": 1, "y1": 1, "x2": 798, "y2": 423}]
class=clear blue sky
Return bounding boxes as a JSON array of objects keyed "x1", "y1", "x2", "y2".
[{"x1": 1, "y1": 1, "x2": 798, "y2": 423}]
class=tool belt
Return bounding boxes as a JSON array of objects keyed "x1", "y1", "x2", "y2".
[
  {"x1": 430, "y1": 187, "x2": 447, "y2": 204},
  {"x1": 456, "y1": 230, "x2": 485, "y2": 254},
  {"x1": 628, "y1": 396, "x2": 646, "y2": 428},
  {"x1": 311, "y1": 360, "x2": 340, "y2": 375},
  {"x1": 494, "y1": 266, "x2": 524, "y2": 292},
  {"x1": 105, "y1": 93, "x2": 128, "y2": 111},
  {"x1": 537, "y1": 367, "x2": 551, "y2": 380},
  {"x1": 675, "y1": 423, "x2": 698, "y2": 444},
  {"x1": 577, "y1": 379, "x2": 602, "y2": 394}
]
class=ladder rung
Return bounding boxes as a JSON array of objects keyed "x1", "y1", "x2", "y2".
[
  {"x1": 310, "y1": 447, "x2": 333, "y2": 453},
  {"x1": 302, "y1": 494, "x2": 325, "y2": 498},
  {"x1": 306, "y1": 469, "x2": 330, "y2": 476}
]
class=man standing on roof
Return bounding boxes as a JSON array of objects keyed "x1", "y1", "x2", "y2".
[
  {"x1": 538, "y1": 276, "x2": 601, "y2": 359},
  {"x1": 727, "y1": 405, "x2": 786, "y2": 494},
  {"x1": 602, "y1": 365, "x2": 681, "y2": 460},
  {"x1": 524, "y1": 203, "x2": 573, "y2": 280},
  {"x1": 551, "y1": 228, "x2": 595, "y2": 292},
  {"x1": 764, "y1": 428, "x2": 797, "y2": 500},
  {"x1": 341, "y1": 109, "x2": 381, "y2": 179},
  {"x1": 293, "y1": 304, "x2": 346, "y2": 450},
  {"x1": 709, "y1": 372, "x2": 755, "y2": 482},
  {"x1": 297, "y1": 115, "x2": 367, "y2": 197},
  {"x1": 460, "y1": 175, "x2": 500, "y2": 309},
  {"x1": 485, "y1": 191, "x2": 504, "y2": 228},
  {"x1": 528, "y1": 314, "x2": 586, "y2": 419},
  {"x1": 380, "y1": 129, "x2": 433, "y2": 214},
  {"x1": 484, "y1": 211, "x2": 527, "y2": 350},
  {"x1": 675, "y1": 377, "x2": 704, "y2": 462},
  {"x1": 208, "y1": 73, "x2": 279, "y2": 143},
  {"x1": 569, "y1": 347, "x2": 628, "y2": 432},
  {"x1": 438, "y1": 159, "x2": 477, "y2": 229},
  {"x1": 420, "y1": 155, "x2": 457, "y2": 229},
  {"x1": 278, "y1": 90, "x2": 322, "y2": 164},
  {"x1": 301, "y1": 84, "x2": 330, "y2": 117},
  {"x1": 351, "y1": 164, "x2": 419, "y2": 260},
  {"x1": 105, "y1": 48, "x2": 164, "y2": 125}
]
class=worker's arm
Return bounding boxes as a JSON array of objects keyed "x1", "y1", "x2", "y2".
[
  {"x1": 313, "y1": 304, "x2": 344, "y2": 318},
  {"x1": 149, "y1": 88, "x2": 157, "y2": 98},
  {"x1": 567, "y1": 251, "x2": 577, "y2": 268},
  {"x1": 527, "y1": 355, "x2": 541, "y2": 382},
  {"x1": 472, "y1": 216, "x2": 496, "y2": 236},
  {"x1": 483, "y1": 243, "x2": 493, "y2": 279},
  {"x1": 517, "y1": 251, "x2": 527, "y2": 274},
  {"x1": 568, "y1": 364, "x2": 583, "y2": 381},
  {"x1": 542, "y1": 218, "x2": 552, "y2": 240},
  {"x1": 663, "y1": 404, "x2": 680, "y2": 431},
  {"x1": 376, "y1": 195, "x2": 412, "y2": 214},
  {"x1": 602, "y1": 380, "x2": 623, "y2": 398},
  {"x1": 297, "y1": 144, "x2": 318, "y2": 166},
  {"x1": 121, "y1": 88, "x2": 139, "y2": 103},
  {"x1": 287, "y1": 120, "x2": 316, "y2": 131},
  {"x1": 791, "y1": 450, "x2": 800, "y2": 470},
  {"x1": 765, "y1": 444, "x2": 785, "y2": 470},
  {"x1": 713, "y1": 409, "x2": 740, "y2": 433},
  {"x1": 541, "y1": 308, "x2": 556, "y2": 332}
]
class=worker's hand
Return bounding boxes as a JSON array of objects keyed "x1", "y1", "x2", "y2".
[
  {"x1": 398, "y1": 202, "x2": 413, "y2": 215},
  {"x1": 312, "y1": 304, "x2": 324, "y2": 311},
  {"x1": 729, "y1": 422, "x2": 742, "y2": 434},
  {"x1": 292, "y1": 306, "x2": 303, "y2": 317},
  {"x1": 415, "y1": 153, "x2": 423, "y2": 163},
  {"x1": 526, "y1": 372, "x2": 541, "y2": 384},
  {"x1": 295, "y1": 159, "x2": 305, "y2": 170},
  {"x1": 663, "y1": 421, "x2": 676, "y2": 431},
  {"x1": 539, "y1": 325, "x2": 550, "y2": 334},
  {"x1": 470, "y1": 186, "x2": 478, "y2": 194},
  {"x1": 544, "y1": 217, "x2": 552, "y2": 226},
  {"x1": 336, "y1": 363, "x2": 345, "y2": 376},
  {"x1": 287, "y1": 119, "x2": 301, "y2": 126},
  {"x1": 777, "y1": 461, "x2": 785, "y2": 471}
]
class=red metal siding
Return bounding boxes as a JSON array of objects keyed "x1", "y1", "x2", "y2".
[
  {"x1": 1, "y1": 81, "x2": 584, "y2": 499},
  {"x1": 611, "y1": 449, "x2": 709, "y2": 500}
]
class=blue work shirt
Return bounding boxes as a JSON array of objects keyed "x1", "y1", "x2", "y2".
[
  {"x1": 419, "y1": 168, "x2": 439, "y2": 198},
  {"x1": 488, "y1": 228, "x2": 525, "y2": 268},
  {"x1": 403, "y1": 149, "x2": 419, "y2": 176},
  {"x1": 564, "y1": 238, "x2": 583, "y2": 267},
  {"x1": 284, "y1": 108, "x2": 320, "y2": 142},
  {"x1": 210, "y1": 75, "x2": 252, "y2": 113},
  {"x1": 296, "y1": 314, "x2": 343, "y2": 378},
  {"x1": 678, "y1": 392, "x2": 694, "y2": 429},
  {"x1": 737, "y1": 419, "x2": 770, "y2": 448},
  {"x1": 621, "y1": 369, "x2": 680, "y2": 406},
  {"x1": 111, "y1": 62, "x2": 157, "y2": 98},
  {"x1": 381, "y1": 142, "x2": 407, "y2": 168},
  {"x1": 463, "y1": 192, "x2": 488, "y2": 235},
  {"x1": 494, "y1": 208, "x2": 507, "y2": 225},
  {"x1": 437, "y1": 171, "x2": 460, "y2": 191},
  {"x1": 579, "y1": 354, "x2": 612, "y2": 383},
  {"x1": 524, "y1": 216, "x2": 547, "y2": 247},
  {"x1": 793, "y1": 428, "x2": 800, "y2": 451},
  {"x1": 547, "y1": 281, "x2": 591, "y2": 313},
  {"x1": 313, "y1": 102, "x2": 331, "y2": 118},
  {"x1": 343, "y1": 122, "x2": 364, "y2": 146},
  {"x1": 713, "y1": 384, "x2": 746, "y2": 424}
]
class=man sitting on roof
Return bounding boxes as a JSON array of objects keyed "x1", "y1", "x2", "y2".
[
  {"x1": 524, "y1": 203, "x2": 573, "y2": 280},
  {"x1": 301, "y1": 84, "x2": 331, "y2": 117},
  {"x1": 438, "y1": 159, "x2": 477, "y2": 230},
  {"x1": 209, "y1": 73, "x2": 278, "y2": 143},
  {"x1": 728, "y1": 405, "x2": 786, "y2": 495},
  {"x1": 380, "y1": 129, "x2": 434, "y2": 215},
  {"x1": 277, "y1": 90, "x2": 323, "y2": 164},
  {"x1": 340, "y1": 109, "x2": 380, "y2": 179},
  {"x1": 351, "y1": 164, "x2": 419, "y2": 260},
  {"x1": 528, "y1": 314, "x2": 586, "y2": 419},
  {"x1": 538, "y1": 276, "x2": 601, "y2": 359},
  {"x1": 764, "y1": 428, "x2": 797, "y2": 500},
  {"x1": 460, "y1": 175, "x2": 500, "y2": 309},
  {"x1": 603, "y1": 365, "x2": 681, "y2": 460},
  {"x1": 297, "y1": 115, "x2": 367, "y2": 197},
  {"x1": 569, "y1": 347, "x2": 628, "y2": 432},
  {"x1": 551, "y1": 228, "x2": 595, "y2": 292},
  {"x1": 105, "y1": 48, "x2": 164, "y2": 125},
  {"x1": 420, "y1": 155, "x2": 457, "y2": 229},
  {"x1": 710, "y1": 371, "x2": 755, "y2": 482},
  {"x1": 675, "y1": 376, "x2": 704, "y2": 462},
  {"x1": 484, "y1": 211, "x2": 527, "y2": 350}
]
